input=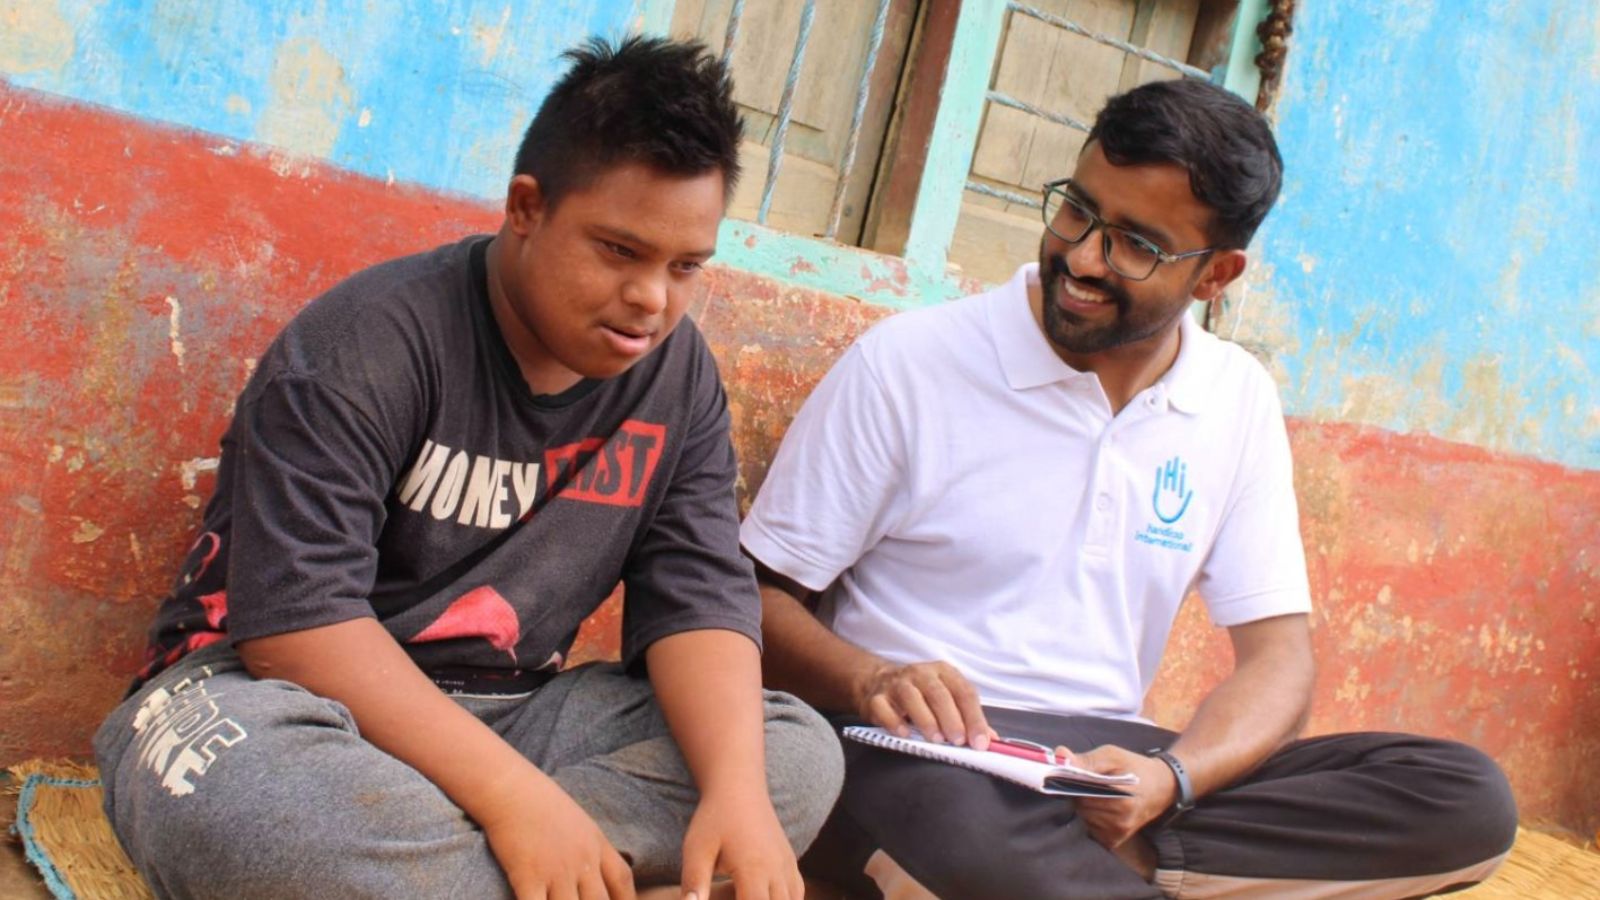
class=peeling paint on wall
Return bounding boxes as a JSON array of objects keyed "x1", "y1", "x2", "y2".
[
  {"x1": 0, "y1": 0, "x2": 75, "y2": 75},
  {"x1": 1249, "y1": 0, "x2": 1600, "y2": 470},
  {"x1": 258, "y1": 37, "x2": 355, "y2": 159}
]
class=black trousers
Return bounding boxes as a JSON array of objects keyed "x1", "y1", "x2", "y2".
[{"x1": 804, "y1": 708, "x2": 1517, "y2": 899}]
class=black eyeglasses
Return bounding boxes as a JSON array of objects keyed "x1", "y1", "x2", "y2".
[{"x1": 1041, "y1": 178, "x2": 1214, "y2": 281}]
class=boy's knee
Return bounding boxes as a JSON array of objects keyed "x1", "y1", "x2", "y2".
[{"x1": 761, "y1": 691, "x2": 845, "y2": 849}]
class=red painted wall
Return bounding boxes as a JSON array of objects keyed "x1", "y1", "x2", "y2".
[{"x1": 4, "y1": 86, "x2": 1596, "y2": 838}]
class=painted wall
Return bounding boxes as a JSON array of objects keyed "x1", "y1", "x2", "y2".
[
  {"x1": 1229, "y1": 0, "x2": 1600, "y2": 470},
  {"x1": 0, "y1": 0, "x2": 653, "y2": 199},
  {"x1": 1198, "y1": 0, "x2": 1600, "y2": 837},
  {"x1": 2, "y1": 0, "x2": 1596, "y2": 841}
]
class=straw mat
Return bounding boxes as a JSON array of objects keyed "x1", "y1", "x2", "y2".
[
  {"x1": 4, "y1": 757, "x2": 1596, "y2": 898},
  {"x1": 1458, "y1": 826, "x2": 1600, "y2": 898},
  {"x1": 4, "y1": 759, "x2": 152, "y2": 899}
]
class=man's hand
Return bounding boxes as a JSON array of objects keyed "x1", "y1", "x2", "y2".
[
  {"x1": 1058, "y1": 745, "x2": 1178, "y2": 849},
  {"x1": 856, "y1": 660, "x2": 995, "y2": 749},
  {"x1": 679, "y1": 791, "x2": 803, "y2": 900},
  {"x1": 479, "y1": 776, "x2": 636, "y2": 900}
]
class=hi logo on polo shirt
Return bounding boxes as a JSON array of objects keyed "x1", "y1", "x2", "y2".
[{"x1": 1135, "y1": 456, "x2": 1195, "y2": 552}]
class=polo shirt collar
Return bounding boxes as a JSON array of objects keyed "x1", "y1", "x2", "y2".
[
  {"x1": 991, "y1": 263, "x2": 1220, "y2": 413},
  {"x1": 1160, "y1": 310, "x2": 1217, "y2": 415},
  {"x1": 992, "y1": 264, "x2": 1084, "y2": 391}
]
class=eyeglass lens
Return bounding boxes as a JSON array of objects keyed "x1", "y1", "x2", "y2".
[{"x1": 1043, "y1": 189, "x2": 1162, "y2": 281}]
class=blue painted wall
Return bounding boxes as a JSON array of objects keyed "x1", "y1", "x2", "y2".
[
  {"x1": 1, "y1": 0, "x2": 649, "y2": 199},
  {"x1": 1247, "y1": 0, "x2": 1600, "y2": 470}
]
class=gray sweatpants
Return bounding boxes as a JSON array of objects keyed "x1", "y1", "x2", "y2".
[{"x1": 93, "y1": 643, "x2": 844, "y2": 899}]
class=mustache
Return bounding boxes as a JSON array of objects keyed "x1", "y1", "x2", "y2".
[{"x1": 1046, "y1": 254, "x2": 1127, "y2": 307}]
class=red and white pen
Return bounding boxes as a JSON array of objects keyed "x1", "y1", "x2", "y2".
[{"x1": 985, "y1": 736, "x2": 1062, "y2": 765}]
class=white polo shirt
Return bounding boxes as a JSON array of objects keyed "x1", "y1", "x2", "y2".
[{"x1": 741, "y1": 263, "x2": 1311, "y2": 720}]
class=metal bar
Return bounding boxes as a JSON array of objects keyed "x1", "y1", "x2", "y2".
[
  {"x1": 1008, "y1": 1, "x2": 1210, "y2": 80},
  {"x1": 964, "y1": 180, "x2": 1041, "y2": 208},
  {"x1": 757, "y1": 0, "x2": 817, "y2": 225},
  {"x1": 721, "y1": 0, "x2": 747, "y2": 69},
  {"x1": 987, "y1": 90, "x2": 1090, "y2": 133},
  {"x1": 825, "y1": 0, "x2": 894, "y2": 240}
]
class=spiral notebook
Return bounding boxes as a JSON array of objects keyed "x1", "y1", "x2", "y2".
[{"x1": 842, "y1": 726, "x2": 1137, "y2": 798}]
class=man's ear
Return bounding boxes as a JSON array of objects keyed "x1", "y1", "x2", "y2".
[
  {"x1": 1191, "y1": 249, "x2": 1248, "y2": 302},
  {"x1": 505, "y1": 174, "x2": 548, "y2": 236}
]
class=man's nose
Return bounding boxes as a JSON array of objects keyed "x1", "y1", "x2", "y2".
[{"x1": 1065, "y1": 227, "x2": 1111, "y2": 280}]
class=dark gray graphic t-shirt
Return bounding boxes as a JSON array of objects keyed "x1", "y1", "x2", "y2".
[{"x1": 140, "y1": 237, "x2": 758, "y2": 683}]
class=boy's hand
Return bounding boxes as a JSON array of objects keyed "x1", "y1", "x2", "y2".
[
  {"x1": 679, "y1": 790, "x2": 803, "y2": 900},
  {"x1": 480, "y1": 776, "x2": 636, "y2": 900}
]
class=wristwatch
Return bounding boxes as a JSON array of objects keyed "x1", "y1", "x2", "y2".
[{"x1": 1146, "y1": 748, "x2": 1196, "y2": 815}]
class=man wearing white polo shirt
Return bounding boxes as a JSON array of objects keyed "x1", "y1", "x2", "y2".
[{"x1": 742, "y1": 79, "x2": 1517, "y2": 899}]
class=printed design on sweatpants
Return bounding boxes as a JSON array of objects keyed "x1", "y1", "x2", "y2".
[{"x1": 131, "y1": 667, "x2": 248, "y2": 797}]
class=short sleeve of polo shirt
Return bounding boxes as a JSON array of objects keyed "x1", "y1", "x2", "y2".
[
  {"x1": 741, "y1": 341, "x2": 912, "y2": 592},
  {"x1": 1193, "y1": 373, "x2": 1312, "y2": 626}
]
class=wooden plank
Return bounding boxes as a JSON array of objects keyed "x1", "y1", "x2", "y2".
[
  {"x1": 793, "y1": 0, "x2": 879, "y2": 149},
  {"x1": 1020, "y1": 118, "x2": 1089, "y2": 190},
  {"x1": 831, "y1": 0, "x2": 920, "y2": 244},
  {"x1": 726, "y1": 0, "x2": 806, "y2": 117},
  {"x1": 972, "y1": 102, "x2": 1037, "y2": 185},
  {"x1": 1122, "y1": 0, "x2": 1200, "y2": 89},
  {"x1": 993, "y1": 6, "x2": 1060, "y2": 108},
  {"x1": 1044, "y1": 0, "x2": 1138, "y2": 125},
  {"x1": 861, "y1": 0, "x2": 963, "y2": 256},
  {"x1": 948, "y1": 198, "x2": 1043, "y2": 285},
  {"x1": 673, "y1": 0, "x2": 915, "y2": 244},
  {"x1": 726, "y1": 139, "x2": 841, "y2": 237}
]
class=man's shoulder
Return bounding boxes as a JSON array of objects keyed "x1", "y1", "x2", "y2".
[
  {"x1": 853, "y1": 290, "x2": 996, "y2": 377},
  {"x1": 1181, "y1": 321, "x2": 1287, "y2": 411}
]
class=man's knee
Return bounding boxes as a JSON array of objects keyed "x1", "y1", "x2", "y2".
[
  {"x1": 1428, "y1": 739, "x2": 1518, "y2": 862},
  {"x1": 761, "y1": 690, "x2": 845, "y2": 850}
]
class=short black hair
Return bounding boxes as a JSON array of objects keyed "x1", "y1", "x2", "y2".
[
  {"x1": 1087, "y1": 78, "x2": 1283, "y2": 249},
  {"x1": 513, "y1": 35, "x2": 743, "y2": 208}
]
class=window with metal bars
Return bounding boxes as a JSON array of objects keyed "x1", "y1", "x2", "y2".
[{"x1": 668, "y1": 0, "x2": 1269, "y2": 303}]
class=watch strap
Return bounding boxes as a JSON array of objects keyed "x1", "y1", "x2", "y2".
[{"x1": 1147, "y1": 748, "x2": 1196, "y2": 813}]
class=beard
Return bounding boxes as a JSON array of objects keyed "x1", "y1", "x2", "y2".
[{"x1": 1038, "y1": 246, "x2": 1189, "y2": 356}]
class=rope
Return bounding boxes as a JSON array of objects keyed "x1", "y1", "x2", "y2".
[
  {"x1": 1254, "y1": 0, "x2": 1296, "y2": 111},
  {"x1": 758, "y1": 0, "x2": 817, "y2": 224},
  {"x1": 826, "y1": 0, "x2": 894, "y2": 240}
]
